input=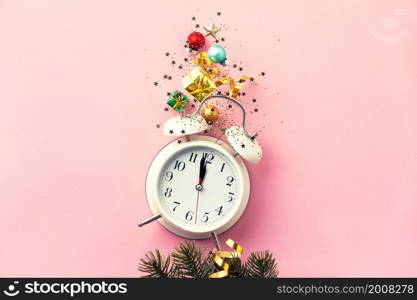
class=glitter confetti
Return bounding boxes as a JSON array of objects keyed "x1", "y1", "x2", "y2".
[{"x1": 147, "y1": 12, "x2": 277, "y2": 139}]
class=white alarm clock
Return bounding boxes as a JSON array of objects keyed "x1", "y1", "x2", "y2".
[{"x1": 138, "y1": 95, "x2": 262, "y2": 239}]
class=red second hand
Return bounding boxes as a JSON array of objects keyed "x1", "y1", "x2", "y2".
[{"x1": 194, "y1": 191, "x2": 200, "y2": 224}]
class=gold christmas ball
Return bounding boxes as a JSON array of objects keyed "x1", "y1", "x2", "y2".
[{"x1": 201, "y1": 105, "x2": 220, "y2": 124}]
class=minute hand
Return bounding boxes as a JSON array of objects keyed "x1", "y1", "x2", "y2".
[{"x1": 199, "y1": 153, "x2": 208, "y2": 184}]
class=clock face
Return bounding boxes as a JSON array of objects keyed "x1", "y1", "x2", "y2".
[{"x1": 157, "y1": 145, "x2": 241, "y2": 230}]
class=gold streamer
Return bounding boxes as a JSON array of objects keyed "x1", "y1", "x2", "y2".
[
  {"x1": 207, "y1": 67, "x2": 221, "y2": 77},
  {"x1": 213, "y1": 76, "x2": 249, "y2": 99},
  {"x1": 184, "y1": 52, "x2": 251, "y2": 101},
  {"x1": 209, "y1": 238, "x2": 243, "y2": 278},
  {"x1": 193, "y1": 52, "x2": 212, "y2": 67},
  {"x1": 228, "y1": 76, "x2": 249, "y2": 99}
]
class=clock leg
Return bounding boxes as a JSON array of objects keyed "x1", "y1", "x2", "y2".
[
  {"x1": 211, "y1": 231, "x2": 221, "y2": 251},
  {"x1": 137, "y1": 214, "x2": 162, "y2": 227}
]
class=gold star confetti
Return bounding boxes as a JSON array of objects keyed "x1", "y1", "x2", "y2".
[{"x1": 203, "y1": 23, "x2": 221, "y2": 39}]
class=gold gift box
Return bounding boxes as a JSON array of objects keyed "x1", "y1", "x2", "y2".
[{"x1": 182, "y1": 66, "x2": 216, "y2": 102}]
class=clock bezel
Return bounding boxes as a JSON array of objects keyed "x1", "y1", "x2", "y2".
[{"x1": 145, "y1": 135, "x2": 250, "y2": 239}]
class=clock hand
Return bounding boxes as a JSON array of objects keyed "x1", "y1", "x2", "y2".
[
  {"x1": 194, "y1": 190, "x2": 200, "y2": 224},
  {"x1": 195, "y1": 154, "x2": 207, "y2": 192},
  {"x1": 195, "y1": 153, "x2": 208, "y2": 223},
  {"x1": 198, "y1": 153, "x2": 208, "y2": 185}
]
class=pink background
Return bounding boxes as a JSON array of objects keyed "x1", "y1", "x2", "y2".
[{"x1": 1, "y1": 0, "x2": 416, "y2": 277}]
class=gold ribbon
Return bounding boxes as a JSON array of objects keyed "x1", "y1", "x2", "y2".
[
  {"x1": 193, "y1": 52, "x2": 212, "y2": 67},
  {"x1": 214, "y1": 76, "x2": 249, "y2": 99},
  {"x1": 228, "y1": 76, "x2": 249, "y2": 99},
  {"x1": 173, "y1": 99, "x2": 188, "y2": 110},
  {"x1": 209, "y1": 238, "x2": 243, "y2": 278},
  {"x1": 192, "y1": 52, "x2": 250, "y2": 99}
]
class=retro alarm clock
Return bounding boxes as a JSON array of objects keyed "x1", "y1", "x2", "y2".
[{"x1": 138, "y1": 95, "x2": 262, "y2": 239}]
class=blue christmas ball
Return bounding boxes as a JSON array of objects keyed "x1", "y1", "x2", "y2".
[{"x1": 207, "y1": 45, "x2": 227, "y2": 65}]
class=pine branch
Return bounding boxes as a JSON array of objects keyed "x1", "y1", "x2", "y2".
[
  {"x1": 226, "y1": 255, "x2": 246, "y2": 278},
  {"x1": 244, "y1": 251, "x2": 279, "y2": 278},
  {"x1": 171, "y1": 241, "x2": 214, "y2": 278},
  {"x1": 138, "y1": 250, "x2": 177, "y2": 278},
  {"x1": 138, "y1": 241, "x2": 279, "y2": 278}
]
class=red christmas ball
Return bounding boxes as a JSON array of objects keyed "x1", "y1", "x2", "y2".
[{"x1": 187, "y1": 31, "x2": 205, "y2": 50}]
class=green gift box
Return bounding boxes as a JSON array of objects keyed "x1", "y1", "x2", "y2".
[{"x1": 167, "y1": 90, "x2": 189, "y2": 112}]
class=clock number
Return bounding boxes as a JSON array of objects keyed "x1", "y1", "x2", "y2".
[
  {"x1": 201, "y1": 212, "x2": 209, "y2": 223},
  {"x1": 203, "y1": 152, "x2": 214, "y2": 164},
  {"x1": 226, "y1": 176, "x2": 234, "y2": 186},
  {"x1": 165, "y1": 171, "x2": 173, "y2": 181},
  {"x1": 164, "y1": 187, "x2": 172, "y2": 198},
  {"x1": 215, "y1": 206, "x2": 223, "y2": 216},
  {"x1": 185, "y1": 211, "x2": 194, "y2": 221},
  {"x1": 227, "y1": 192, "x2": 234, "y2": 202},
  {"x1": 220, "y1": 163, "x2": 225, "y2": 172},
  {"x1": 174, "y1": 160, "x2": 185, "y2": 171},
  {"x1": 189, "y1": 152, "x2": 198, "y2": 163},
  {"x1": 172, "y1": 201, "x2": 180, "y2": 212}
]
